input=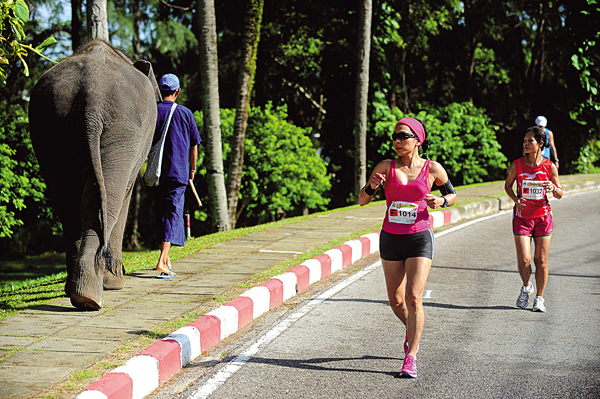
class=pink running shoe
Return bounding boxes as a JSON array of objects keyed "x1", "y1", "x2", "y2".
[{"x1": 401, "y1": 353, "x2": 418, "y2": 378}]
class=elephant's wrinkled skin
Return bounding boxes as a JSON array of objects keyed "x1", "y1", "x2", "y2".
[{"x1": 29, "y1": 40, "x2": 161, "y2": 310}]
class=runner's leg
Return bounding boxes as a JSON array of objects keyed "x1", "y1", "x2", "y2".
[
  {"x1": 404, "y1": 257, "x2": 432, "y2": 356},
  {"x1": 382, "y1": 259, "x2": 408, "y2": 326},
  {"x1": 533, "y1": 236, "x2": 551, "y2": 297},
  {"x1": 514, "y1": 235, "x2": 533, "y2": 286}
]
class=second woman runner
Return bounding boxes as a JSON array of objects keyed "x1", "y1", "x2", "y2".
[
  {"x1": 504, "y1": 126, "x2": 562, "y2": 312},
  {"x1": 359, "y1": 117, "x2": 457, "y2": 378}
]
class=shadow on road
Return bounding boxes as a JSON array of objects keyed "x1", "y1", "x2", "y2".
[{"x1": 200, "y1": 354, "x2": 403, "y2": 378}]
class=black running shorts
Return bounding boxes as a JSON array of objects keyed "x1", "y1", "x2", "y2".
[{"x1": 379, "y1": 229, "x2": 434, "y2": 261}]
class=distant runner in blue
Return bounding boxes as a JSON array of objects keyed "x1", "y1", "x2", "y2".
[
  {"x1": 535, "y1": 116, "x2": 559, "y2": 170},
  {"x1": 152, "y1": 74, "x2": 201, "y2": 279}
]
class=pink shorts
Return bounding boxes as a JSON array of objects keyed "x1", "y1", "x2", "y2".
[{"x1": 513, "y1": 212, "x2": 553, "y2": 238}]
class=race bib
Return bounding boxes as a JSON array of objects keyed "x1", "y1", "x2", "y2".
[
  {"x1": 522, "y1": 180, "x2": 546, "y2": 200},
  {"x1": 388, "y1": 201, "x2": 418, "y2": 224}
]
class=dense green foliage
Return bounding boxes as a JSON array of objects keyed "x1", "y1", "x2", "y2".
[
  {"x1": 575, "y1": 139, "x2": 600, "y2": 174},
  {"x1": 0, "y1": 0, "x2": 55, "y2": 83},
  {"x1": 0, "y1": 106, "x2": 58, "y2": 247},
  {"x1": 370, "y1": 93, "x2": 507, "y2": 186},
  {"x1": 195, "y1": 104, "x2": 331, "y2": 230},
  {"x1": 0, "y1": 0, "x2": 598, "y2": 257}
]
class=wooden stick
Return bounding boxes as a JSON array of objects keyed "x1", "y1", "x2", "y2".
[{"x1": 189, "y1": 179, "x2": 202, "y2": 207}]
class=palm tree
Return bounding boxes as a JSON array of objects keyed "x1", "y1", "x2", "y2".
[
  {"x1": 225, "y1": 0, "x2": 264, "y2": 228},
  {"x1": 87, "y1": 0, "x2": 109, "y2": 41},
  {"x1": 71, "y1": 0, "x2": 84, "y2": 51},
  {"x1": 197, "y1": 0, "x2": 231, "y2": 231},
  {"x1": 353, "y1": 0, "x2": 372, "y2": 199}
]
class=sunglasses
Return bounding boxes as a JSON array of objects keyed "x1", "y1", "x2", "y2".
[{"x1": 392, "y1": 132, "x2": 418, "y2": 141}]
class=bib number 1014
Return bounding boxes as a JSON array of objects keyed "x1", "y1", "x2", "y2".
[{"x1": 390, "y1": 209, "x2": 416, "y2": 218}]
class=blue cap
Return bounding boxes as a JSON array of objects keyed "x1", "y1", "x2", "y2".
[{"x1": 159, "y1": 74, "x2": 180, "y2": 91}]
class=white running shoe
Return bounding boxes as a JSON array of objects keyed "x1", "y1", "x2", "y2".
[
  {"x1": 516, "y1": 283, "x2": 534, "y2": 309},
  {"x1": 532, "y1": 296, "x2": 546, "y2": 312}
]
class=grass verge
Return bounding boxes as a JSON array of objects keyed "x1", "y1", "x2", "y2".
[{"x1": 0, "y1": 203, "x2": 372, "y2": 321}]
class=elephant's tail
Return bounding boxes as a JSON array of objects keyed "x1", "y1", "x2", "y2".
[{"x1": 88, "y1": 127, "x2": 115, "y2": 274}]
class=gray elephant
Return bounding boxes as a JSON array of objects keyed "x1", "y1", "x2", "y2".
[{"x1": 29, "y1": 40, "x2": 162, "y2": 310}]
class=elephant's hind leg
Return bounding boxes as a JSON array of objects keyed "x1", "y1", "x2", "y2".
[
  {"x1": 70, "y1": 231, "x2": 105, "y2": 310},
  {"x1": 103, "y1": 180, "x2": 135, "y2": 290},
  {"x1": 103, "y1": 260, "x2": 125, "y2": 290}
]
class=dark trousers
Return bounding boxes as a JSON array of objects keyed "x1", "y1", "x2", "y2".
[{"x1": 154, "y1": 180, "x2": 187, "y2": 247}]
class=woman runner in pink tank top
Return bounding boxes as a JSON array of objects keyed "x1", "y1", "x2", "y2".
[{"x1": 359, "y1": 117, "x2": 457, "y2": 378}]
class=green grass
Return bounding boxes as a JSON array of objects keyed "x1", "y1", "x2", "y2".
[
  {"x1": 0, "y1": 252, "x2": 68, "y2": 291},
  {"x1": 0, "y1": 203, "x2": 377, "y2": 321}
]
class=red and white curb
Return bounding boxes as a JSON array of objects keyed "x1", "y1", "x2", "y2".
[
  {"x1": 429, "y1": 208, "x2": 452, "y2": 229},
  {"x1": 77, "y1": 210, "x2": 456, "y2": 399}
]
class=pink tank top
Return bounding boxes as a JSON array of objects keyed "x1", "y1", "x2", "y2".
[{"x1": 382, "y1": 159, "x2": 432, "y2": 235}]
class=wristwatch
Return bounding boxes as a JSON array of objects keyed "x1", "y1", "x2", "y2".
[{"x1": 441, "y1": 196, "x2": 448, "y2": 208}]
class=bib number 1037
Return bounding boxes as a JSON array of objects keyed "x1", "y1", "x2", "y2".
[
  {"x1": 388, "y1": 201, "x2": 418, "y2": 224},
  {"x1": 522, "y1": 180, "x2": 546, "y2": 200}
]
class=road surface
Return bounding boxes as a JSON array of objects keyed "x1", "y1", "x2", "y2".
[{"x1": 149, "y1": 190, "x2": 600, "y2": 398}]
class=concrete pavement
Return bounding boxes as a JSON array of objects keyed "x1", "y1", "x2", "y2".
[{"x1": 0, "y1": 174, "x2": 599, "y2": 399}]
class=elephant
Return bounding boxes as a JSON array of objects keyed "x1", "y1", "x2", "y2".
[{"x1": 29, "y1": 40, "x2": 162, "y2": 310}]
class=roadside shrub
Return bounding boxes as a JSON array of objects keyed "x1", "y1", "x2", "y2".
[
  {"x1": 370, "y1": 94, "x2": 507, "y2": 185},
  {"x1": 574, "y1": 138, "x2": 600, "y2": 174},
  {"x1": 193, "y1": 103, "x2": 331, "y2": 231},
  {"x1": 0, "y1": 106, "x2": 61, "y2": 258}
]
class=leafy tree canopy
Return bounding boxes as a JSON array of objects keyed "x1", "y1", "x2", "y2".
[
  {"x1": 0, "y1": 0, "x2": 56, "y2": 84},
  {"x1": 194, "y1": 103, "x2": 331, "y2": 230},
  {"x1": 370, "y1": 91, "x2": 507, "y2": 186}
]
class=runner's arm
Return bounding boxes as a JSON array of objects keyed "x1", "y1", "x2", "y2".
[
  {"x1": 425, "y1": 161, "x2": 457, "y2": 209},
  {"x1": 505, "y1": 162, "x2": 525, "y2": 210},
  {"x1": 548, "y1": 130, "x2": 559, "y2": 168},
  {"x1": 359, "y1": 160, "x2": 390, "y2": 206},
  {"x1": 547, "y1": 163, "x2": 563, "y2": 199}
]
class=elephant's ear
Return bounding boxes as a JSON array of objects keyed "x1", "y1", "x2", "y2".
[{"x1": 133, "y1": 60, "x2": 163, "y2": 103}]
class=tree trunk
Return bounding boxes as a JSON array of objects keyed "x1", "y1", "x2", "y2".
[
  {"x1": 131, "y1": 0, "x2": 141, "y2": 56},
  {"x1": 401, "y1": 50, "x2": 410, "y2": 113},
  {"x1": 71, "y1": 0, "x2": 84, "y2": 52},
  {"x1": 123, "y1": 0, "x2": 143, "y2": 250},
  {"x1": 197, "y1": 0, "x2": 231, "y2": 232},
  {"x1": 353, "y1": 0, "x2": 372, "y2": 200},
  {"x1": 225, "y1": 0, "x2": 264, "y2": 228},
  {"x1": 87, "y1": 0, "x2": 109, "y2": 41},
  {"x1": 526, "y1": 17, "x2": 546, "y2": 110}
]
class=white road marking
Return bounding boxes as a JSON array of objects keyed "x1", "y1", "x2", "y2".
[
  {"x1": 258, "y1": 249, "x2": 304, "y2": 254},
  {"x1": 187, "y1": 260, "x2": 383, "y2": 399},
  {"x1": 435, "y1": 210, "x2": 510, "y2": 238},
  {"x1": 423, "y1": 290, "x2": 433, "y2": 299}
]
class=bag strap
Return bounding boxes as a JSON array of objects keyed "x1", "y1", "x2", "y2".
[
  {"x1": 155, "y1": 103, "x2": 177, "y2": 161},
  {"x1": 159, "y1": 103, "x2": 178, "y2": 143}
]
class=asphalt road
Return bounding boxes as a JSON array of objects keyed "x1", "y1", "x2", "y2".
[{"x1": 149, "y1": 190, "x2": 600, "y2": 399}]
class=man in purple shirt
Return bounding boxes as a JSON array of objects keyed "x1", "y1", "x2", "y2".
[{"x1": 153, "y1": 74, "x2": 201, "y2": 278}]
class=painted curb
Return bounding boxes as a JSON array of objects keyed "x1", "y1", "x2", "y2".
[
  {"x1": 76, "y1": 232, "x2": 390, "y2": 399},
  {"x1": 76, "y1": 180, "x2": 599, "y2": 398}
]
